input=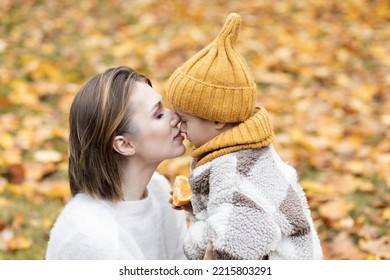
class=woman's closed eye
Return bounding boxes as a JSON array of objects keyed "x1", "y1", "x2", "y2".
[
  {"x1": 151, "y1": 101, "x2": 166, "y2": 120},
  {"x1": 155, "y1": 110, "x2": 164, "y2": 119}
]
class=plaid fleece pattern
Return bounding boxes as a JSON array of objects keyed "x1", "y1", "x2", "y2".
[{"x1": 184, "y1": 145, "x2": 323, "y2": 260}]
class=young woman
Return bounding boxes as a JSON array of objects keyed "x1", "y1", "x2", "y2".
[{"x1": 46, "y1": 66, "x2": 188, "y2": 259}]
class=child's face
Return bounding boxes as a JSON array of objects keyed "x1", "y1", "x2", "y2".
[{"x1": 175, "y1": 109, "x2": 221, "y2": 148}]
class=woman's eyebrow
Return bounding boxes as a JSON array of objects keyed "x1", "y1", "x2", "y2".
[{"x1": 150, "y1": 100, "x2": 163, "y2": 113}]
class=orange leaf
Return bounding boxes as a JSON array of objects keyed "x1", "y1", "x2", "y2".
[
  {"x1": 328, "y1": 232, "x2": 366, "y2": 260},
  {"x1": 8, "y1": 164, "x2": 25, "y2": 184},
  {"x1": 324, "y1": 173, "x2": 359, "y2": 195},
  {"x1": 24, "y1": 162, "x2": 57, "y2": 181},
  {"x1": 7, "y1": 236, "x2": 32, "y2": 251},
  {"x1": 318, "y1": 198, "x2": 354, "y2": 222},
  {"x1": 0, "y1": 220, "x2": 6, "y2": 231},
  {"x1": 11, "y1": 212, "x2": 25, "y2": 230},
  {"x1": 0, "y1": 148, "x2": 23, "y2": 165},
  {"x1": 359, "y1": 236, "x2": 390, "y2": 259}
]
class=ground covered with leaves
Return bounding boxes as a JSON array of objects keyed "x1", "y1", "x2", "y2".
[{"x1": 0, "y1": 0, "x2": 389, "y2": 259}]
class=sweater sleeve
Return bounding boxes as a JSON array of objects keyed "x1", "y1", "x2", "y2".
[
  {"x1": 172, "y1": 211, "x2": 188, "y2": 260},
  {"x1": 47, "y1": 232, "x2": 118, "y2": 260},
  {"x1": 149, "y1": 172, "x2": 188, "y2": 260},
  {"x1": 185, "y1": 158, "x2": 282, "y2": 260}
]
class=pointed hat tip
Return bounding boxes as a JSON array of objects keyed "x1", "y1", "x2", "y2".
[
  {"x1": 217, "y1": 13, "x2": 242, "y2": 43},
  {"x1": 227, "y1": 12, "x2": 241, "y2": 20}
]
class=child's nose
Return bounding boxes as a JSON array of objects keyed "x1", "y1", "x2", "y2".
[{"x1": 179, "y1": 122, "x2": 186, "y2": 133}]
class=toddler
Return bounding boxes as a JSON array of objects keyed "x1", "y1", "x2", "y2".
[{"x1": 166, "y1": 13, "x2": 322, "y2": 260}]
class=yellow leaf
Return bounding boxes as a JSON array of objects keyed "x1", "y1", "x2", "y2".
[
  {"x1": 300, "y1": 180, "x2": 334, "y2": 195},
  {"x1": 9, "y1": 80, "x2": 39, "y2": 106},
  {"x1": 383, "y1": 208, "x2": 390, "y2": 221},
  {"x1": 356, "y1": 180, "x2": 375, "y2": 192},
  {"x1": 47, "y1": 184, "x2": 71, "y2": 199},
  {"x1": 39, "y1": 181, "x2": 71, "y2": 199},
  {"x1": 353, "y1": 84, "x2": 378, "y2": 102},
  {"x1": 336, "y1": 73, "x2": 350, "y2": 86},
  {"x1": 112, "y1": 41, "x2": 135, "y2": 58},
  {"x1": 343, "y1": 160, "x2": 366, "y2": 175},
  {"x1": 0, "y1": 196, "x2": 11, "y2": 208},
  {"x1": 7, "y1": 183, "x2": 35, "y2": 198},
  {"x1": 355, "y1": 215, "x2": 366, "y2": 225},
  {"x1": 43, "y1": 218, "x2": 55, "y2": 229},
  {"x1": 0, "y1": 132, "x2": 14, "y2": 149}
]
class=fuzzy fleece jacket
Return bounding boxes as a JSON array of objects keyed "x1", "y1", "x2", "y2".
[
  {"x1": 46, "y1": 172, "x2": 187, "y2": 260},
  {"x1": 185, "y1": 144, "x2": 323, "y2": 260}
]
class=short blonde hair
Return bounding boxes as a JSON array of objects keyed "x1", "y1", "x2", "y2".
[{"x1": 68, "y1": 66, "x2": 151, "y2": 202}]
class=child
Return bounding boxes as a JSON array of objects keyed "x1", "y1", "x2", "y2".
[{"x1": 166, "y1": 13, "x2": 323, "y2": 260}]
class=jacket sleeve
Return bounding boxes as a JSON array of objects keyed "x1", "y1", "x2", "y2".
[{"x1": 185, "y1": 158, "x2": 282, "y2": 260}]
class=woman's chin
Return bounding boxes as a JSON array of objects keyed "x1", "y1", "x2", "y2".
[
  {"x1": 170, "y1": 145, "x2": 186, "y2": 159},
  {"x1": 176, "y1": 145, "x2": 186, "y2": 157}
]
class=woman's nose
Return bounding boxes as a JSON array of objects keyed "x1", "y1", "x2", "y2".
[{"x1": 169, "y1": 111, "x2": 181, "y2": 127}]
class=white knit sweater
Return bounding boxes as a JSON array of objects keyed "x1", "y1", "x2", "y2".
[
  {"x1": 185, "y1": 144, "x2": 323, "y2": 260},
  {"x1": 46, "y1": 173, "x2": 187, "y2": 260}
]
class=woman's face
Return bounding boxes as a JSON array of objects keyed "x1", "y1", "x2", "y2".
[{"x1": 129, "y1": 82, "x2": 185, "y2": 164}]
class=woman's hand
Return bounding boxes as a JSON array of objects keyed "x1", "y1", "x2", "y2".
[{"x1": 203, "y1": 240, "x2": 213, "y2": 260}]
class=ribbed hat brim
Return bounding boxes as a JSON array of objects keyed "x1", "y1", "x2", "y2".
[{"x1": 167, "y1": 66, "x2": 257, "y2": 122}]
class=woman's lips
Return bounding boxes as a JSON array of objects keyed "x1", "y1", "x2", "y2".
[{"x1": 173, "y1": 130, "x2": 184, "y2": 142}]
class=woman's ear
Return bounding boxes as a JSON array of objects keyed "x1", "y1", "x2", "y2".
[{"x1": 113, "y1": 136, "x2": 135, "y2": 156}]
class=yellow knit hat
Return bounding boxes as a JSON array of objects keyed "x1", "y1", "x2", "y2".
[{"x1": 166, "y1": 13, "x2": 257, "y2": 123}]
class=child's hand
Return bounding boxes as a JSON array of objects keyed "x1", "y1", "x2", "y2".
[{"x1": 169, "y1": 190, "x2": 193, "y2": 214}]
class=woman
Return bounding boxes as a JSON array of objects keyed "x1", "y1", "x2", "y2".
[{"x1": 46, "y1": 66, "x2": 188, "y2": 259}]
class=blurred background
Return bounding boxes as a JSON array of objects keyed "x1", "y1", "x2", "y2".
[{"x1": 0, "y1": 0, "x2": 389, "y2": 259}]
